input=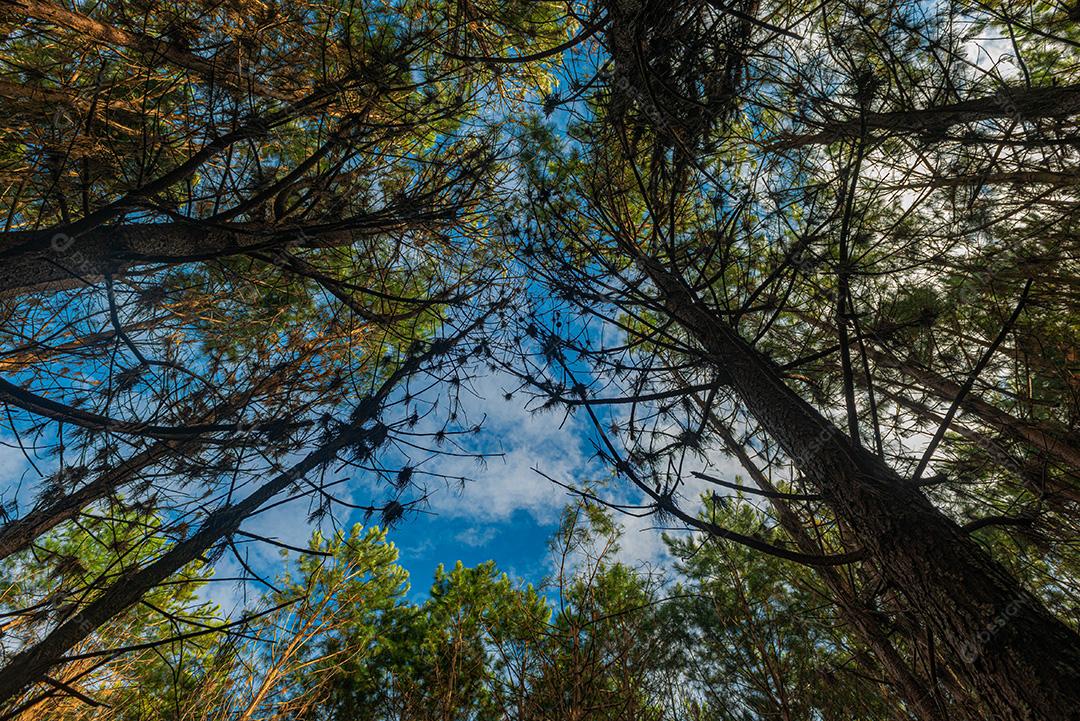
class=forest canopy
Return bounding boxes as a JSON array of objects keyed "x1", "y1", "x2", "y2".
[{"x1": 0, "y1": 0, "x2": 1079, "y2": 719}]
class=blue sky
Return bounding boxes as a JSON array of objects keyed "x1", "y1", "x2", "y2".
[
  {"x1": 0, "y1": 348, "x2": 756, "y2": 616},
  {"x1": 202, "y1": 366, "x2": 685, "y2": 612},
  {"x1": 0, "y1": 364, "x2": 675, "y2": 615}
]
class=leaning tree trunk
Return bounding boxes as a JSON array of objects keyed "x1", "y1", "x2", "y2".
[
  {"x1": 0, "y1": 318, "x2": 480, "y2": 707},
  {"x1": 697, "y1": 403, "x2": 953, "y2": 721},
  {"x1": 772, "y1": 83, "x2": 1080, "y2": 148},
  {"x1": 643, "y1": 257, "x2": 1080, "y2": 720},
  {"x1": 0, "y1": 223, "x2": 359, "y2": 297}
]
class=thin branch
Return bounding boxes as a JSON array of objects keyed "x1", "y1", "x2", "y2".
[{"x1": 912, "y1": 279, "x2": 1033, "y2": 482}]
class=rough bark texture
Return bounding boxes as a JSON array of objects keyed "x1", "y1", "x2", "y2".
[
  {"x1": 0, "y1": 223, "x2": 354, "y2": 297},
  {"x1": 699, "y1": 407, "x2": 952, "y2": 721},
  {"x1": 644, "y1": 258, "x2": 1080, "y2": 720}
]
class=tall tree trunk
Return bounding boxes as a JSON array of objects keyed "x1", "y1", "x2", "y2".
[
  {"x1": 773, "y1": 83, "x2": 1080, "y2": 148},
  {"x1": 0, "y1": 223, "x2": 357, "y2": 297},
  {"x1": 639, "y1": 256, "x2": 1080, "y2": 720},
  {"x1": 696, "y1": 400, "x2": 953, "y2": 721}
]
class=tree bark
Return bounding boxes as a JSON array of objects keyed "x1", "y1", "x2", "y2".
[
  {"x1": 878, "y1": 170, "x2": 1080, "y2": 190},
  {"x1": 639, "y1": 256, "x2": 1080, "y2": 720},
  {"x1": 0, "y1": 441, "x2": 175, "y2": 562},
  {"x1": 698, "y1": 404, "x2": 953, "y2": 721},
  {"x1": 773, "y1": 84, "x2": 1080, "y2": 148},
  {"x1": 0, "y1": 223, "x2": 357, "y2": 297}
]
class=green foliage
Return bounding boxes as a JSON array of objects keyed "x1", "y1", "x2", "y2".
[
  {"x1": 664, "y1": 498, "x2": 896, "y2": 721},
  {"x1": 5, "y1": 0, "x2": 1080, "y2": 717},
  {"x1": 0, "y1": 505, "x2": 220, "y2": 720}
]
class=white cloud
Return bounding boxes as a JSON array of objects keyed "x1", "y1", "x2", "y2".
[
  {"x1": 0, "y1": 441, "x2": 28, "y2": 482},
  {"x1": 0, "y1": 436, "x2": 50, "y2": 514},
  {"x1": 418, "y1": 372, "x2": 593, "y2": 524},
  {"x1": 454, "y1": 526, "x2": 498, "y2": 547},
  {"x1": 613, "y1": 511, "x2": 673, "y2": 568}
]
